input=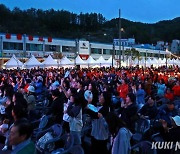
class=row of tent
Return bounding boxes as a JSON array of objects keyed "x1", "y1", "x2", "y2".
[
  {"x1": 3, "y1": 55, "x2": 117, "y2": 69},
  {"x1": 3, "y1": 54, "x2": 180, "y2": 69}
]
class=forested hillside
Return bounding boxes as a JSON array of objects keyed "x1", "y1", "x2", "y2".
[{"x1": 0, "y1": 4, "x2": 179, "y2": 44}]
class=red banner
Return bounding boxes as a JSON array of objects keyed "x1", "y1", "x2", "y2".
[
  {"x1": 17, "y1": 34, "x2": 22, "y2": 40},
  {"x1": 79, "y1": 54, "x2": 89, "y2": 60},
  {"x1": 6, "y1": 33, "x2": 11, "y2": 39},
  {"x1": 48, "y1": 37, "x2": 52, "y2": 42},
  {"x1": 38, "y1": 37, "x2": 43, "y2": 41},
  {"x1": 29, "y1": 35, "x2": 33, "y2": 41}
]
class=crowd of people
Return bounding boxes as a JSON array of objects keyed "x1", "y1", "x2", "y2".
[{"x1": 0, "y1": 65, "x2": 179, "y2": 154}]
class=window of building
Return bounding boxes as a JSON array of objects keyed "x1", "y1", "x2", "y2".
[
  {"x1": 103, "y1": 49, "x2": 111, "y2": 55},
  {"x1": 45, "y1": 45, "x2": 60, "y2": 52},
  {"x1": 3, "y1": 42, "x2": 23, "y2": 50},
  {"x1": 26, "y1": 43, "x2": 43, "y2": 51},
  {"x1": 62, "y1": 46, "x2": 75, "y2": 52},
  {"x1": 91, "y1": 48, "x2": 102, "y2": 54}
]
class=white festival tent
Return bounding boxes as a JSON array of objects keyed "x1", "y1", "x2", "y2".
[
  {"x1": 24, "y1": 55, "x2": 42, "y2": 69},
  {"x1": 3, "y1": 54, "x2": 23, "y2": 69},
  {"x1": 174, "y1": 58, "x2": 180, "y2": 66},
  {"x1": 95, "y1": 56, "x2": 109, "y2": 67},
  {"x1": 150, "y1": 58, "x2": 159, "y2": 67},
  {"x1": 132, "y1": 58, "x2": 139, "y2": 66},
  {"x1": 75, "y1": 55, "x2": 86, "y2": 65},
  {"x1": 158, "y1": 58, "x2": 166, "y2": 66},
  {"x1": 146, "y1": 58, "x2": 153, "y2": 67},
  {"x1": 42, "y1": 55, "x2": 58, "y2": 67},
  {"x1": 167, "y1": 58, "x2": 175, "y2": 65},
  {"x1": 60, "y1": 56, "x2": 74, "y2": 66},
  {"x1": 139, "y1": 57, "x2": 145, "y2": 67},
  {"x1": 85, "y1": 56, "x2": 97, "y2": 66},
  {"x1": 106, "y1": 56, "x2": 118, "y2": 67}
]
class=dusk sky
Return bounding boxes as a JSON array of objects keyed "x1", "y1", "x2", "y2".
[{"x1": 0, "y1": 0, "x2": 180, "y2": 23}]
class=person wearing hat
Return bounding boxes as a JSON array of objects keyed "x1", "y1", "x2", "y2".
[
  {"x1": 24, "y1": 86, "x2": 36, "y2": 113},
  {"x1": 160, "y1": 115, "x2": 180, "y2": 142}
]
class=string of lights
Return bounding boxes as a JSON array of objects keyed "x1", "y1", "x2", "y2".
[{"x1": 166, "y1": 49, "x2": 180, "y2": 59}]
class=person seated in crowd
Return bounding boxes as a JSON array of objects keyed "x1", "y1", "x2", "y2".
[
  {"x1": 158, "y1": 116, "x2": 180, "y2": 154},
  {"x1": 172, "y1": 80, "x2": 180, "y2": 100},
  {"x1": 0, "y1": 119, "x2": 9, "y2": 135},
  {"x1": 138, "y1": 96, "x2": 158, "y2": 120},
  {"x1": 164, "y1": 88, "x2": 174, "y2": 101},
  {"x1": 159, "y1": 115, "x2": 180, "y2": 142},
  {"x1": 106, "y1": 112, "x2": 132, "y2": 154},
  {"x1": 157, "y1": 101, "x2": 178, "y2": 126},
  {"x1": 2, "y1": 104, "x2": 28, "y2": 151},
  {"x1": 9, "y1": 119, "x2": 35, "y2": 154},
  {"x1": 121, "y1": 93, "x2": 138, "y2": 133}
]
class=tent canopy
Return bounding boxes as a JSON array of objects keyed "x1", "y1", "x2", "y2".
[
  {"x1": 42, "y1": 55, "x2": 58, "y2": 66},
  {"x1": 4, "y1": 54, "x2": 23, "y2": 68},
  {"x1": 106, "y1": 56, "x2": 117, "y2": 66},
  {"x1": 96, "y1": 56, "x2": 108, "y2": 64},
  {"x1": 85, "y1": 56, "x2": 97, "y2": 65},
  {"x1": 75, "y1": 55, "x2": 86, "y2": 65},
  {"x1": 24, "y1": 55, "x2": 42, "y2": 68},
  {"x1": 60, "y1": 56, "x2": 74, "y2": 65}
]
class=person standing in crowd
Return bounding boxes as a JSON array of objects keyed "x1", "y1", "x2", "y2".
[
  {"x1": 117, "y1": 79, "x2": 128, "y2": 101},
  {"x1": 156, "y1": 79, "x2": 166, "y2": 98},
  {"x1": 9, "y1": 119, "x2": 35, "y2": 154},
  {"x1": 106, "y1": 112, "x2": 132, "y2": 154},
  {"x1": 144, "y1": 76, "x2": 152, "y2": 95},
  {"x1": 47, "y1": 89, "x2": 64, "y2": 124},
  {"x1": 85, "y1": 91, "x2": 111, "y2": 154},
  {"x1": 134, "y1": 84, "x2": 146, "y2": 105},
  {"x1": 88, "y1": 82, "x2": 99, "y2": 106},
  {"x1": 67, "y1": 94, "x2": 83, "y2": 145},
  {"x1": 24, "y1": 86, "x2": 36, "y2": 113},
  {"x1": 34, "y1": 76, "x2": 43, "y2": 100}
]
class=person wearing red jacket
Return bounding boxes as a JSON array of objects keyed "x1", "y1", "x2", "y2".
[
  {"x1": 117, "y1": 79, "x2": 128, "y2": 101},
  {"x1": 164, "y1": 88, "x2": 174, "y2": 101}
]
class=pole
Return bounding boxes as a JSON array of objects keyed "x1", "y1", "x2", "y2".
[
  {"x1": 23, "y1": 34, "x2": 26, "y2": 63},
  {"x1": 43, "y1": 40, "x2": 45, "y2": 57},
  {"x1": 145, "y1": 50, "x2": 147, "y2": 68},
  {"x1": 119, "y1": 9, "x2": 121, "y2": 68},
  {"x1": 112, "y1": 42, "x2": 115, "y2": 67},
  {"x1": 166, "y1": 49, "x2": 168, "y2": 68},
  {"x1": 75, "y1": 39, "x2": 78, "y2": 66},
  {"x1": 0, "y1": 36, "x2": 3, "y2": 68}
]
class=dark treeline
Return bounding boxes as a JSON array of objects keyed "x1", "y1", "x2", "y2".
[{"x1": 0, "y1": 4, "x2": 180, "y2": 44}]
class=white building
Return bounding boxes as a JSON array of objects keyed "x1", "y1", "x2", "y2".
[
  {"x1": 0, "y1": 33, "x2": 168, "y2": 64},
  {"x1": 113, "y1": 38, "x2": 135, "y2": 47},
  {"x1": 171, "y1": 40, "x2": 180, "y2": 54}
]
